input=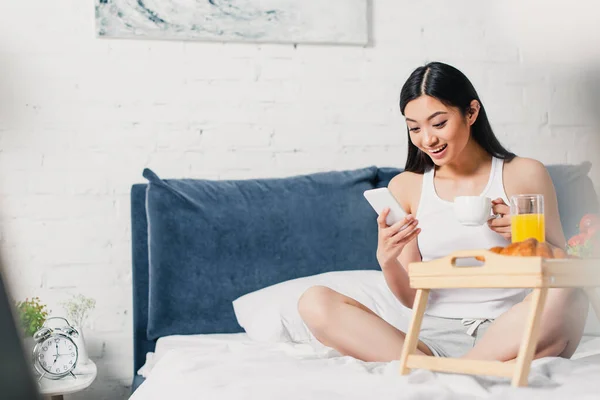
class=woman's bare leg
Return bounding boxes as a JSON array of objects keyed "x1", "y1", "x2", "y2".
[
  {"x1": 298, "y1": 285, "x2": 434, "y2": 362},
  {"x1": 462, "y1": 288, "x2": 589, "y2": 361}
]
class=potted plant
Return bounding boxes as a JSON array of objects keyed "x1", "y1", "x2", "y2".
[
  {"x1": 14, "y1": 297, "x2": 50, "y2": 353},
  {"x1": 61, "y1": 294, "x2": 96, "y2": 364}
]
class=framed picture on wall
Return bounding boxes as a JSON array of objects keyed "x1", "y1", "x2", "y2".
[{"x1": 95, "y1": 0, "x2": 369, "y2": 46}]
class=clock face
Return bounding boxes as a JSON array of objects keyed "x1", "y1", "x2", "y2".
[{"x1": 36, "y1": 336, "x2": 77, "y2": 375}]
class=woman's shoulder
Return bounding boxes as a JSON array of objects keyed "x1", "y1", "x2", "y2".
[
  {"x1": 388, "y1": 170, "x2": 423, "y2": 214},
  {"x1": 504, "y1": 156, "x2": 549, "y2": 179},
  {"x1": 503, "y1": 156, "x2": 552, "y2": 192},
  {"x1": 388, "y1": 170, "x2": 423, "y2": 189}
]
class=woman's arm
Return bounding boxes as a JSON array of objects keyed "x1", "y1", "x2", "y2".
[
  {"x1": 380, "y1": 173, "x2": 423, "y2": 308},
  {"x1": 505, "y1": 158, "x2": 567, "y2": 249},
  {"x1": 382, "y1": 239, "x2": 421, "y2": 308}
]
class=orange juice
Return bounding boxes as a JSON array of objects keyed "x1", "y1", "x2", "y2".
[{"x1": 511, "y1": 214, "x2": 545, "y2": 243}]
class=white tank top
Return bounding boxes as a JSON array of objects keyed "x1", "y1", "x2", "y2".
[{"x1": 415, "y1": 156, "x2": 528, "y2": 319}]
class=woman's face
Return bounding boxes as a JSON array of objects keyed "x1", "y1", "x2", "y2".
[{"x1": 404, "y1": 95, "x2": 475, "y2": 166}]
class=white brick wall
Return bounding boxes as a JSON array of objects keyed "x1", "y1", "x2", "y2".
[{"x1": 0, "y1": 1, "x2": 599, "y2": 399}]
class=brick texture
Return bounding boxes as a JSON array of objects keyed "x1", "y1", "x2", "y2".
[{"x1": 0, "y1": 1, "x2": 599, "y2": 398}]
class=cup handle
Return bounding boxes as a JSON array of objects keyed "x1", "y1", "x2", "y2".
[{"x1": 487, "y1": 211, "x2": 501, "y2": 221}]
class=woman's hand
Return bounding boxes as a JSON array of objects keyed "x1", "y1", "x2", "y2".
[
  {"x1": 488, "y1": 198, "x2": 512, "y2": 240},
  {"x1": 376, "y1": 208, "x2": 420, "y2": 268}
]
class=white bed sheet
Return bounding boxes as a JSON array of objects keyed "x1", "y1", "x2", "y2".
[
  {"x1": 131, "y1": 334, "x2": 600, "y2": 400},
  {"x1": 136, "y1": 333, "x2": 253, "y2": 378}
]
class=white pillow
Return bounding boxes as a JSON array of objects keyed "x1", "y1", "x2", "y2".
[{"x1": 232, "y1": 270, "x2": 412, "y2": 343}]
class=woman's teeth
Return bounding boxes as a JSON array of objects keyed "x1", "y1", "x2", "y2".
[{"x1": 430, "y1": 144, "x2": 447, "y2": 154}]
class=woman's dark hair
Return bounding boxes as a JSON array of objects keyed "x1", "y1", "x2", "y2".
[{"x1": 399, "y1": 62, "x2": 516, "y2": 173}]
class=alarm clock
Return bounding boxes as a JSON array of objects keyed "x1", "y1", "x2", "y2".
[{"x1": 32, "y1": 317, "x2": 79, "y2": 380}]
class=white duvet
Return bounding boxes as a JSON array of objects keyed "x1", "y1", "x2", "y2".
[{"x1": 131, "y1": 334, "x2": 600, "y2": 400}]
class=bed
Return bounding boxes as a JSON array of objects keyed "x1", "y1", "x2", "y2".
[
  {"x1": 131, "y1": 332, "x2": 600, "y2": 399},
  {"x1": 129, "y1": 164, "x2": 600, "y2": 399}
]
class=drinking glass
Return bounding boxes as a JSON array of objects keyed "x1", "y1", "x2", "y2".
[{"x1": 510, "y1": 194, "x2": 545, "y2": 243}]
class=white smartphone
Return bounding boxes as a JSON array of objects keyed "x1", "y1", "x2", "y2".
[{"x1": 363, "y1": 188, "x2": 408, "y2": 227}]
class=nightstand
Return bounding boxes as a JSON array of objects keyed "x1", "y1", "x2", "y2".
[{"x1": 38, "y1": 360, "x2": 97, "y2": 400}]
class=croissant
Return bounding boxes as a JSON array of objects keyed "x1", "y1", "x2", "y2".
[{"x1": 486, "y1": 238, "x2": 569, "y2": 259}]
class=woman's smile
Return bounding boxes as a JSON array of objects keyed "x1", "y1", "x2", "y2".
[{"x1": 425, "y1": 143, "x2": 448, "y2": 160}]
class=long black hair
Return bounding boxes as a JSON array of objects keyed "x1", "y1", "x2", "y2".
[{"x1": 399, "y1": 62, "x2": 516, "y2": 174}]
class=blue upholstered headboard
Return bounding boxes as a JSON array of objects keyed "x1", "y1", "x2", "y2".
[
  {"x1": 131, "y1": 184, "x2": 154, "y2": 382},
  {"x1": 130, "y1": 163, "x2": 598, "y2": 391}
]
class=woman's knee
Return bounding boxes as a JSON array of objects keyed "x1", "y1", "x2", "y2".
[
  {"x1": 536, "y1": 334, "x2": 569, "y2": 358},
  {"x1": 539, "y1": 289, "x2": 588, "y2": 357},
  {"x1": 297, "y1": 285, "x2": 339, "y2": 328}
]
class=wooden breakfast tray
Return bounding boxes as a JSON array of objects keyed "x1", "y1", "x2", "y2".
[
  {"x1": 398, "y1": 249, "x2": 600, "y2": 387},
  {"x1": 408, "y1": 249, "x2": 600, "y2": 289}
]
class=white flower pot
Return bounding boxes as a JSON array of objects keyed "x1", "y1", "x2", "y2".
[{"x1": 73, "y1": 326, "x2": 90, "y2": 365}]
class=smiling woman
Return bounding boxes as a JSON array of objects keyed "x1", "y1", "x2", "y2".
[{"x1": 298, "y1": 61, "x2": 589, "y2": 365}]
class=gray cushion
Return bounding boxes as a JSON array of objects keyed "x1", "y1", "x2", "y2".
[{"x1": 547, "y1": 162, "x2": 599, "y2": 239}]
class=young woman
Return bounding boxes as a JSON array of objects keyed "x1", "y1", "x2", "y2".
[{"x1": 298, "y1": 62, "x2": 589, "y2": 362}]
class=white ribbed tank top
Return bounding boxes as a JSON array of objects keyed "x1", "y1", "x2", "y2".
[{"x1": 416, "y1": 157, "x2": 528, "y2": 319}]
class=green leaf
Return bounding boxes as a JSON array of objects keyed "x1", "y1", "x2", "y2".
[{"x1": 14, "y1": 297, "x2": 49, "y2": 337}]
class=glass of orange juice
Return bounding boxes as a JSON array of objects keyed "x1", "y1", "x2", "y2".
[{"x1": 510, "y1": 194, "x2": 545, "y2": 243}]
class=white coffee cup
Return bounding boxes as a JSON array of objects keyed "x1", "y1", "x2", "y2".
[{"x1": 453, "y1": 196, "x2": 496, "y2": 226}]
